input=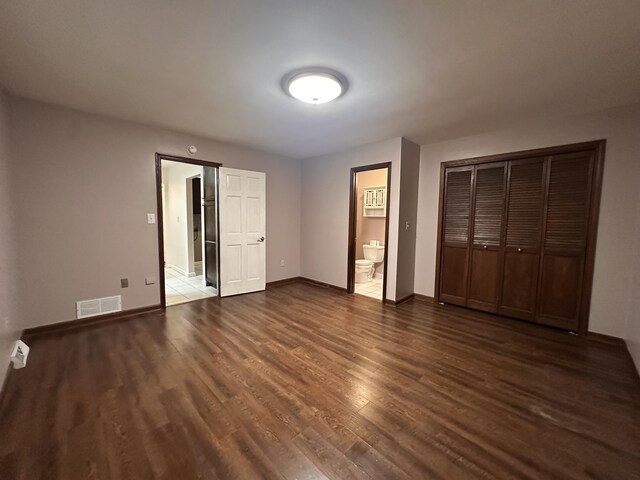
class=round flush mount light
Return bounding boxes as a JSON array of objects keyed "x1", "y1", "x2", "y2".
[{"x1": 284, "y1": 68, "x2": 347, "y2": 105}]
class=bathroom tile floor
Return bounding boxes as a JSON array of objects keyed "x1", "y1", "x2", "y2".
[
  {"x1": 354, "y1": 276, "x2": 383, "y2": 300},
  {"x1": 165, "y1": 267, "x2": 217, "y2": 306}
]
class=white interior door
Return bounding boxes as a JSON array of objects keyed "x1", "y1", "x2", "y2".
[{"x1": 219, "y1": 167, "x2": 266, "y2": 297}]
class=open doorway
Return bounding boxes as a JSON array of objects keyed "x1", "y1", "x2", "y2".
[
  {"x1": 156, "y1": 154, "x2": 221, "y2": 307},
  {"x1": 347, "y1": 162, "x2": 391, "y2": 302}
]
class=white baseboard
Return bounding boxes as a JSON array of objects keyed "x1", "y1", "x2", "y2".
[
  {"x1": 166, "y1": 264, "x2": 191, "y2": 277},
  {"x1": 190, "y1": 261, "x2": 202, "y2": 277}
]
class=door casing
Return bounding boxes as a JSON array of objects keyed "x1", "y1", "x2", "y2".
[
  {"x1": 347, "y1": 162, "x2": 392, "y2": 302},
  {"x1": 155, "y1": 153, "x2": 222, "y2": 308}
]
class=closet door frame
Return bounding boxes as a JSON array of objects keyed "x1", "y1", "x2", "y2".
[{"x1": 435, "y1": 140, "x2": 606, "y2": 333}]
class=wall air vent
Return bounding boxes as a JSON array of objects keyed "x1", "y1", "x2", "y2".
[{"x1": 76, "y1": 295, "x2": 122, "y2": 319}]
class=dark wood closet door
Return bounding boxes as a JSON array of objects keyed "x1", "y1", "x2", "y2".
[
  {"x1": 467, "y1": 163, "x2": 506, "y2": 313},
  {"x1": 537, "y1": 151, "x2": 594, "y2": 330},
  {"x1": 498, "y1": 158, "x2": 545, "y2": 321},
  {"x1": 436, "y1": 140, "x2": 604, "y2": 333},
  {"x1": 439, "y1": 166, "x2": 473, "y2": 306}
]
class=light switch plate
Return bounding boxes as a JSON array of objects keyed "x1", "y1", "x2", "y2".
[
  {"x1": 147, "y1": 213, "x2": 156, "y2": 224},
  {"x1": 145, "y1": 276, "x2": 157, "y2": 285},
  {"x1": 121, "y1": 278, "x2": 128, "y2": 288}
]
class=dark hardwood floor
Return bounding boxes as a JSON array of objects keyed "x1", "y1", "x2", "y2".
[{"x1": 1, "y1": 282, "x2": 639, "y2": 479}]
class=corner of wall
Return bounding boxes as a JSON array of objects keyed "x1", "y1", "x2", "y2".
[
  {"x1": 413, "y1": 103, "x2": 640, "y2": 341},
  {"x1": 0, "y1": 89, "x2": 22, "y2": 389},
  {"x1": 394, "y1": 138, "x2": 421, "y2": 300},
  {"x1": 300, "y1": 137, "x2": 403, "y2": 293},
  {"x1": 624, "y1": 169, "x2": 640, "y2": 374}
]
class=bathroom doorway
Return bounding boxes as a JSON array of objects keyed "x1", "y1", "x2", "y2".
[{"x1": 347, "y1": 162, "x2": 391, "y2": 301}]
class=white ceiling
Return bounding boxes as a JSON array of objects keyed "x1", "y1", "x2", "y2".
[{"x1": 1, "y1": 0, "x2": 640, "y2": 159}]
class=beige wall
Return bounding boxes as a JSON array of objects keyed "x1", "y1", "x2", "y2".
[
  {"x1": 627, "y1": 182, "x2": 640, "y2": 370},
  {"x1": 355, "y1": 168, "x2": 387, "y2": 275},
  {"x1": 161, "y1": 162, "x2": 203, "y2": 275},
  {"x1": 301, "y1": 137, "x2": 420, "y2": 301},
  {"x1": 301, "y1": 138, "x2": 402, "y2": 300},
  {"x1": 395, "y1": 138, "x2": 421, "y2": 301},
  {"x1": 0, "y1": 90, "x2": 20, "y2": 386},
  {"x1": 9, "y1": 96, "x2": 301, "y2": 329},
  {"x1": 414, "y1": 103, "x2": 640, "y2": 347}
]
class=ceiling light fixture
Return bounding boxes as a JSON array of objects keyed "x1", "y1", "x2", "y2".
[{"x1": 284, "y1": 68, "x2": 347, "y2": 105}]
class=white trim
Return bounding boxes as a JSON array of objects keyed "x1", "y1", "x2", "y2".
[{"x1": 166, "y1": 263, "x2": 190, "y2": 277}]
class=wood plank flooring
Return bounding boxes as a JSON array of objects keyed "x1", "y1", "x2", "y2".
[{"x1": 1, "y1": 282, "x2": 639, "y2": 479}]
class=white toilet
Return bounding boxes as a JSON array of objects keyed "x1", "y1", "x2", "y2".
[{"x1": 355, "y1": 244, "x2": 385, "y2": 284}]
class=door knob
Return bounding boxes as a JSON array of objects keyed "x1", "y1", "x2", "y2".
[
  {"x1": 257, "y1": 236, "x2": 265, "y2": 242},
  {"x1": 517, "y1": 248, "x2": 523, "y2": 252},
  {"x1": 483, "y1": 245, "x2": 488, "y2": 250}
]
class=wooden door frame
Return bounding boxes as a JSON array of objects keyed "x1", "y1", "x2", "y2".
[
  {"x1": 155, "y1": 153, "x2": 222, "y2": 308},
  {"x1": 347, "y1": 162, "x2": 392, "y2": 302},
  {"x1": 434, "y1": 140, "x2": 606, "y2": 333}
]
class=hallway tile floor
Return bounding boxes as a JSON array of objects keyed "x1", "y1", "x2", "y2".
[{"x1": 165, "y1": 267, "x2": 217, "y2": 306}]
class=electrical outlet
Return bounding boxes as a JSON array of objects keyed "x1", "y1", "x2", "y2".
[
  {"x1": 121, "y1": 278, "x2": 128, "y2": 288},
  {"x1": 10, "y1": 340, "x2": 30, "y2": 369},
  {"x1": 280, "y1": 259, "x2": 285, "y2": 267}
]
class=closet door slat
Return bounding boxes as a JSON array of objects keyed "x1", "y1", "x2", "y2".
[
  {"x1": 439, "y1": 167, "x2": 473, "y2": 306},
  {"x1": 472, "y1": 166, "x2": 505, "y2": 246},
  {"x1": 443, "y1": 170, "x2": 473, "y2": 244},
  {"x1": 505, "y1": 160, "x2": 545, "y2": 248},
  {"x1": 543, "y1": 157, "x2": 591, "y2": 250}
]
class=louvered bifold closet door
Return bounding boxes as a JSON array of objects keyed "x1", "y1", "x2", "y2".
[
  {"x1": 498, "y1": 158, "x2": 545, "y2": 320},
  {"x1": 466, "y1": 163, "x2": 506, "y2": 312},
  {"x1": 537, "y1": 151, "x2": 594, "y2": 330},
  {"x1": 439, "y1": 166, "x2": 473, "y2": 306}
]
